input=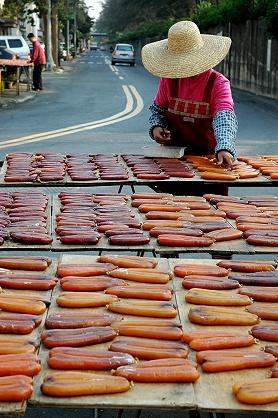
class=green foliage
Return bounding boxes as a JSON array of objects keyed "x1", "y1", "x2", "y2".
[
  {"x1": 2, "y1": 0, "x2": 93, "y2": 38},
  {"x1": 191, "y1": 0, "x2": 254, "y2": 30},
  {"x1": 259, "y1": 0, "x2": 278, "y2": 37},
  {"x1": 191, "y1": 0, "x2": 278, "y2": 36},
  {"x1": 97, "y1": 0, "x2": 277, "y2": 41}
]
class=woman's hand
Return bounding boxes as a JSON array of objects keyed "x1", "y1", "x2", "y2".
[
  {"x1": 152, "y1": 127, "x2": 171, "y2": 145},
  {"x1": 216, "y1": 150, "x2": 235, "y2": 169}
]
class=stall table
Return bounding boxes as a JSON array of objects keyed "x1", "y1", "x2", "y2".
[
  {"x1": 0, "y1": 59, "x2": 32, "y2": 96},
  {"x1": 30, "y1": 255, "x2": 196, "y2": 411},
  {"x1": 170, "y1": 258, "x2": 278, "y2": 413}
]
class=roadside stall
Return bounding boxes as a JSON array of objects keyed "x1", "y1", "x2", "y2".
[
  {"x1": 0, "y1": 52, "x2": 32, "y2": 96},
  {"x1": 0, "y1": 151, "x2": 277, "y2": 417}
]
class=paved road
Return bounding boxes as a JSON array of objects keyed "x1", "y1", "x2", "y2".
[
  {"x1": 0, "y1": 50, "x2": 277, "y2": 159},
  {"x1": 0, "y1": 51, "x2": 278, "y2": 418}
]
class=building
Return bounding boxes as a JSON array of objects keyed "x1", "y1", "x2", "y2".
[{"x1": 0, "y1": 1, "x2": 43, "y2": 38}]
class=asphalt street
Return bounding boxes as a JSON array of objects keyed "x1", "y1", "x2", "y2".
[
  {"x1": 0, "y1": 51, "x2": 278, "y2": 418},
  {"x1": 0, "y1": 50, "x2": 277, "y2": 159}
]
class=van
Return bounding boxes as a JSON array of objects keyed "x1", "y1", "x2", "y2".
[
  {"x1": 0, "y1": 36, "x2": 30, "y2": 60},
  {"x1": 90, "y1": 42, "x2": 98, "y2": 51},
  {"x1": 111, "y1": 43, "x2": 135, "y2": 66}
]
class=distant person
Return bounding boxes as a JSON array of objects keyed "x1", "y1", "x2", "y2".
[
  {"x1": 27, "y1": 33, "x2": 46, "y2": 91},
  {"x1": 142, "y1": 21, "x2": 237, "y2": 168}
]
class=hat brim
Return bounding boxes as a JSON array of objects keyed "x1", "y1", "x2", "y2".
[{"x1": 141, "y1": 34, "x2": 231, "y2": 78}]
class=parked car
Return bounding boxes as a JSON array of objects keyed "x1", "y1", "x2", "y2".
[
  {"x1": 0, "y1": 36, "x2": 30, "y2": 60},
  {"x1": 0, "y1": 47, "x2": 16, "y2": 60},
  {"x1": 111, "y1": 43, "x2": 135, "y2": 66}
]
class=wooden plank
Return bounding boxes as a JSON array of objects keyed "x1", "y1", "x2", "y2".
[
  {"x1": 0, "y1": 258, "x2": 57, "y2": 303},
  {"x1": 156, "y1": 238, "x2": 253, "y2": 255},
  {"x1": 0, "y1": 159, "x2": 66, "y2": 186},
  {"x1": 169, "y1": 258, "x2": 278, "y2": 413},
  {"x1": 0, "y1": 263, "x2": 53, "y2": 417},
  {"x1": 51, "y1": 195, "x2": 156, "y2": 252},
  {"x1": 30, "y1": 254, "x2": 196, "y2": 410},
  {"x1": 0, "y1": 401, "x2": 26, "y2": 416},
  {"x1": 3, "y1": 194, "x2": 52, "y2": 251},
  {"x1": 0, "y1": 155, "x2": 273, "y2": 187},
  {"x1": 225, "y1": 219, "x2": 278, "y2": 255},
  {"x1": 137, "y1": 199, "x2": 252, "y2": 256}
]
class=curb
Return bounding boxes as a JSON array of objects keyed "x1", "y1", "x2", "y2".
[{"x1": 0, "y1": 92, "x2": 36, "y2": 108}]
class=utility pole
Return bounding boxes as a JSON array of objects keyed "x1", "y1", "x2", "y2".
[
  {"x1": 46, "y1": 0, "x2": 55, "y2": 70},
  {"x1": 73, "y1": 2, "x2": 77, "y2": 57},
  {"x1": 66, "y1": 0, "x2": 70, "y2": 59}
]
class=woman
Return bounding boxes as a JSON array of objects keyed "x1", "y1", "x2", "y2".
[{"x1": 142, "y1": 21, "x2": 237, "y2": 169}]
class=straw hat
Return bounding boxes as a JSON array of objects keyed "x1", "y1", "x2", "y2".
[{"x1": 141, "y1": 21, "x2": 231, "y2": 78}]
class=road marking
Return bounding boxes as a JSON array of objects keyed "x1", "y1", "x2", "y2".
[
  {"x1": 109, "y1": 64, "x2": 115, "y2": 72},
  {"x1": 119, "y1": 76, "x2": 124, "y2": 80},
  {"x1": 0, "y1": 85, "x2": 144, "y2": 148}
]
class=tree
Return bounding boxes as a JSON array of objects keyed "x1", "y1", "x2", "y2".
[
  {"x1": 3, "y1": 0, "x2": 93, "y2": 65},
  {"x1": 96, "y1": 0, "x2": 195, "y2": 36}
]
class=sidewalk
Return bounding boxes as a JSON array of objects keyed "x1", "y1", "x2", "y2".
[{"x1": 0, "y1": 59, "x2": 77, "y2": 108}]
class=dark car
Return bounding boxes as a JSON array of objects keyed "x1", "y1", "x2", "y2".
[{"x1": 0, "y1": 47, "x2": 16, "y2": 60}]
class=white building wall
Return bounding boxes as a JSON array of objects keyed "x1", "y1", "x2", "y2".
[{"x1": 22, "y1": 2, "x2": 43, "y2": 39}]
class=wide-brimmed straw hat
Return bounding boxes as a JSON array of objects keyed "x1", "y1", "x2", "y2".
[{"x1": 141, "y1": 21, "x2": 231, "y2": 78}]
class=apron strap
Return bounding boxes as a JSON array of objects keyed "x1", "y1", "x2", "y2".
[{"x1": 203, "y1": 71, "x2": 218, "y2": 103}]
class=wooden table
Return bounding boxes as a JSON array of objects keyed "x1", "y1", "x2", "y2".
[
  {"x1": 170, "y1": 258, "x2": 278, "y2": 414},
  {"x1": 0, "y1": 255, "x2": 278, "y2": 415},
  {"x1": 0, "y1": 258, "x2": 56, "y2": 416},
  {"x1": 0, "y1": 155, "x2": 276, "y2": 187},
  {"x1": 0, "y1": 60, "x2": 32, "y2": 96},
  {"x1": 30, "y1": 255, "x2": 196, "y2": 411}
]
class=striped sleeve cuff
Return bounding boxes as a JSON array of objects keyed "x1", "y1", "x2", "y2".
[
  {"x1": 149, "y1": 103, "x2": 168, "y2": 139},
  {"x1": 213, "y1": 110, "x2": 238, "y2": 157}
]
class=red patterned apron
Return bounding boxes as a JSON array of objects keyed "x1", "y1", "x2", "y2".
[{"x1": 166, "y1": 71, "x2": 217, "y2": 154}]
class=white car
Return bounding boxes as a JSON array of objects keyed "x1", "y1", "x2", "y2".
[
  {"x1": 0, "y1": 36, "x2": 30, "y2": 60},
  {"x1": 111, "y1": 43, "x2": 135, "y2": 66}
]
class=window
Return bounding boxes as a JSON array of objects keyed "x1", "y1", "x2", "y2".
[
  {"x1": 8, "y1": 39, "x2": 23, "y2": 48},
  {"x1": 117, "y1": 45, "x2": 133, "y2": 51},
  {"x1": 0, "y1": 40, "x2": 6, "y2": 47}
]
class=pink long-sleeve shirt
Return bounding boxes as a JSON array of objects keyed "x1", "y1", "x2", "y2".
[
  {"x1": 30, "y1": 41, "x2": 46, "y2": 65},
  {"x1": 154, "y1": 69, "x2": 234, "y2": 117}
]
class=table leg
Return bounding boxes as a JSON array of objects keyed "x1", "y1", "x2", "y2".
[
  {"x1": 134, "y1": 410, "x2": 142, "y2": 418},
  {"x1": 189, "y1": 411, "x2": 201, "y2": 418},
  {"x1": 24, "y1": 66, "x2": 31, "y2": 91},
  {"x1": 94, "y1": 409, "x2": 99, "y2": 418},
  {"x1": 211, "y1": 253, "x2": 232, "y2": 260},
  {"x1": 160, "y1": 253, "x2": 180, "y2": 258},
  {"x1": 209, "y1": 413, "x2": 226, "y2": 418},
  {"x1": 115, "y1": 409, "x2": 124, "y2": 418},
  {"x1": 16, "y1": 67, "x2": 20, "y2": 96},
  {"x1": 0, "y1": 70, "x2": 3, "y2": 95}
]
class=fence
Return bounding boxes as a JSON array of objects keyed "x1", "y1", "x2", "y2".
[{"x1": 133, "y1": 19, "x2": 278, "y2": 100}]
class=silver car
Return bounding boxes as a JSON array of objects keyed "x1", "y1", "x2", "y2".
[{"x1": 111, "y1": 43, "x2": 135, "y2": 66}]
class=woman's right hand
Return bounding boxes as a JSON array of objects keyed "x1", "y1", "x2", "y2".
[{"x1": 152, "y1": 127, "x2": 172, "y2": 145}]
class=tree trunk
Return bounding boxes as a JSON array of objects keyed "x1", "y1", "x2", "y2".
[
  {"x1": 51, "y1": 3, "x2": 59, "y2": 66},
  {"x1": 46, "y1": 0, "x2": 55, "y2": 70}
]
